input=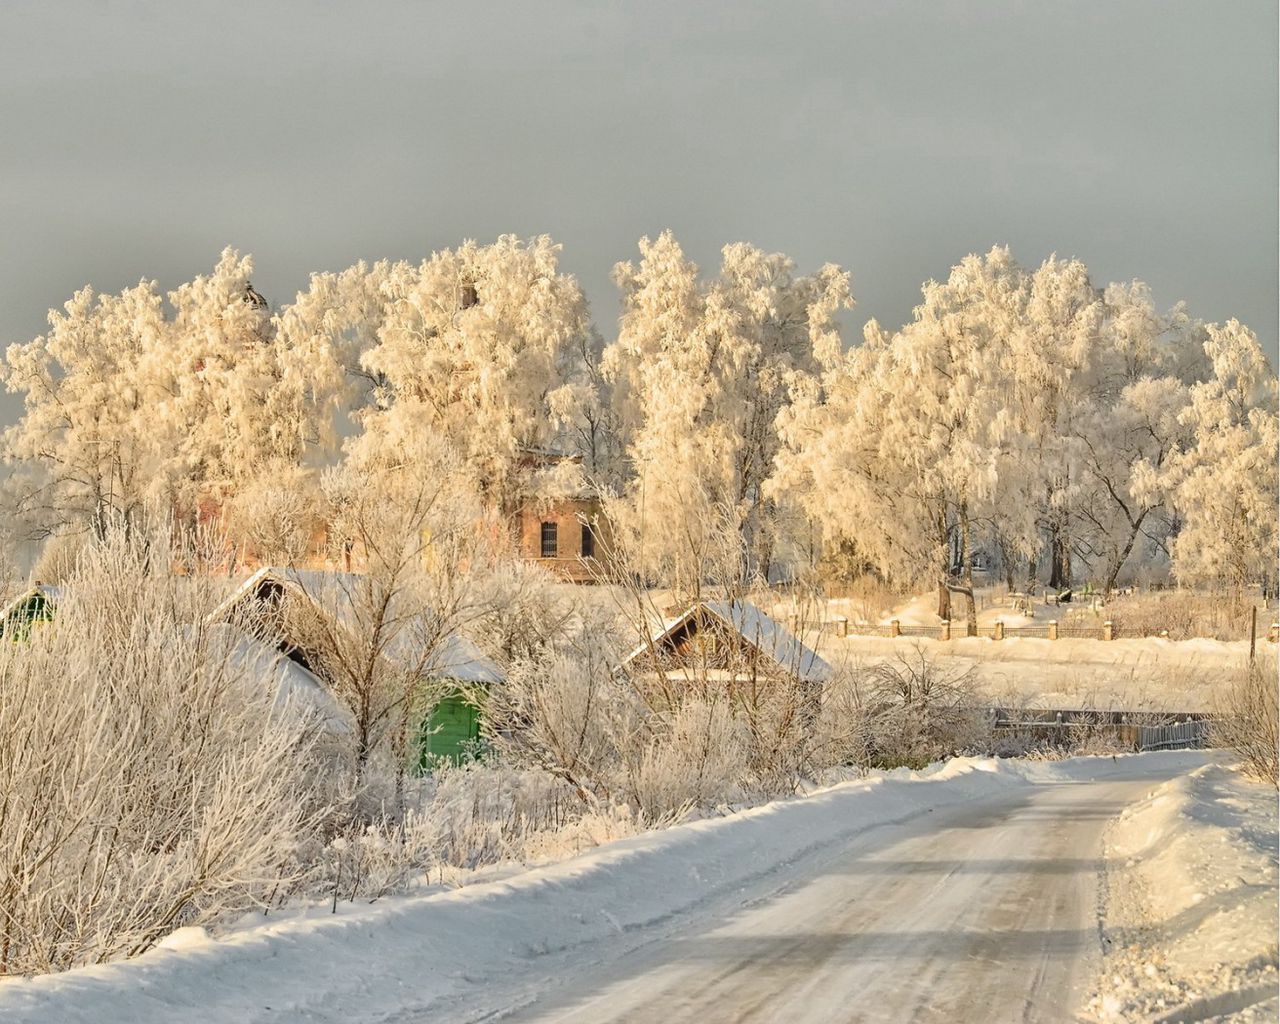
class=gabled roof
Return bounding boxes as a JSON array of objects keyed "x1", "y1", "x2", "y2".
[
  {"x1": 211, "y1": 623, "x2": 354, "y2": 733},
  {"x1": 621, "y1": 599, "x2": 832, "y2": 684},
  {"x1": 211, "y1": 567, "x2": 504, "y2": 685}
]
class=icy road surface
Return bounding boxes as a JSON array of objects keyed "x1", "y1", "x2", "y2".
[{"x1": 453, "y1": 774, "x2": 1164, "y2": 1024}]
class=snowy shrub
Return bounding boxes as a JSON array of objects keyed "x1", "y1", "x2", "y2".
[
  {"x1": 1213, "y1": 650, "x2": 1278, "y2": 787},
  {"x1": 1068, "y1": 589, "x2": 1260, "y2": 640},
  {"x1": 0, "y1": 528, "x2": 317, "y2": 974},
  {"x1": 304, "y1": 760, "x2": 637, "y2": 903},
  {"x1": 856, "y1": 644, "x2": 990, "y2": 768},
  {"x1": 626, "y1": 697, "x2": 751, "y2": 819},
  {"x1": 469, "y1": 559, "x2": 581, "y2": 664}
]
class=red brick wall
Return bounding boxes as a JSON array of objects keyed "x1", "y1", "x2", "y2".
[{"x1": 517, "y1": 499, "x2": 613, "y2": 582}]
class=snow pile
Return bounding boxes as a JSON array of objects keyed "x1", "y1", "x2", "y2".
[
  {"x1": 0, "y1": 755, "x2": 1099, "y2": 1024},
  {"x1": 1086, "y1": 764, "x2": 1279, "y2": 1022}
]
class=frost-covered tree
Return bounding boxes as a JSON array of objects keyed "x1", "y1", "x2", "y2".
[
  {"x1": 0, "y1": 279, "x2": 167, "y2": 538},
  {"x1": 285, "y1": 432, "x2": 501, "y2": 790},
  {"x1": 604, "y1": 232, "x2": 851, "y2": 591},
  {"x1": 272, "y1": 259, "x2": 398, "y2": 460},
  {"x1": 778, "y1": 248, "x2": 1022, "y2": 631},
  {"x1": 1001, "y1": 255, "x2": 1103, "y2": 590},
  {"x1": 158, "y1": 248, "x2": 286, "y2": 519},
  {"x1": 1165, "y1": 320, "x2": 1278, "y2": 590},
  {"x1": 354, "y1": 235, "x2": 596, "y2": 514},
  {"x1": 1062, "y1": 284, "x2": 1212, "y2": 596}
]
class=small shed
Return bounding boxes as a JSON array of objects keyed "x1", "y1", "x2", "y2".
[
  {"x1": 621, "y1": 600, "x2": 832, "y2": 685},
  {"x1": 0, "y1": 583, "x2": 61, "y2": 639},
  {"x1": 417, "y1": 634, "x2": 505, "y2": 766}
]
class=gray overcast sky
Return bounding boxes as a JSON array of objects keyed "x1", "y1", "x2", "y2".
[{"x1": 1, "y1": 0, "x2": 1275, "y2": 411}]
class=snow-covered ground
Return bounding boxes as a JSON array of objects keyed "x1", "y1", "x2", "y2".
[
  {"x1": 1086, "y1": 763, "x2": 1279, "y2": 1022},
  {"x1": 4, "y1": 751, "x2": 1270, "y2": 1024},
  {"x1": 821, "y1": 633, "x2": 1249, "y2": 712}
]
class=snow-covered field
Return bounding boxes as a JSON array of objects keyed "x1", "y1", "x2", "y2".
[
  {"x1": 821, "y1": 633, "x2": 1249, "y2": 712},
  {"x1": 3, "y1": 751, "x2": 1271, "y2": 1024}
]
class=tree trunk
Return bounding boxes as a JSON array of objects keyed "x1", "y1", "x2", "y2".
[
  {"x1": 997, "y1": 534, "x2": 1016, "y2": 591},
  {"x1": 1048, "y1": 519, "x2": 1071, "y2": 590},
  {"x1": 1103, "y1": 509, "x2": 1149, "y2": 600},
  {"x1": 960, "y1": 503, "x2": 977, "y2": 635},
  {"x1": 936, "y1": 502, "x2": 951, "y2": 620}
]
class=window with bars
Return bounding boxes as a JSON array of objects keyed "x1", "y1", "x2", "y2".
[{"x1": 540, "y1": 521, "x2": 558, "y2": 559}]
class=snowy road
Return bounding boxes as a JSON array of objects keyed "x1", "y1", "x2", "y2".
[
  {"x1": 458, "y1": 774, "x2": 1162, "y2": 1024},
  {"x1": 6, "y1": 756, "x2": 1219, "y2": 1024}
]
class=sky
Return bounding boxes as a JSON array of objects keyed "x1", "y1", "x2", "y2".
[{"x1": 1, "y1": 0, "x2": 1275, "y2": 423}]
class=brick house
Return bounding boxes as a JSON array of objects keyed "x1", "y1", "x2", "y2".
[{"x1": 516, "y1": 495, "x2": 612, "y2": 583}]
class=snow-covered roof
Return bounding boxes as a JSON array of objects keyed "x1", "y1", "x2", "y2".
[
  {"x1": 621, "y1": 599, "x2": 832, "y2": 684},
  {"x1": 210, "y1": 623, "x2": 354, "y2": 734},
  {"x1": 212, "y1": 567, "x2": 504, "y2": 685}
]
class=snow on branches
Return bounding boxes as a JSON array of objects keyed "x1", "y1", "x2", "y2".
[{"x1": 0, "y1": 237, "x2": 1273, "y2": 594}]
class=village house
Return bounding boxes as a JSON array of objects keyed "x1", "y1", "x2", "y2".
[
  {"x1": 512, "y1": 449, "x2": 615, "y2": 583},
  {"x1": 0, "y1": 582, "x2": 61, "y2": 639},
  {"x1": 620, "y1": 599, "x2": 832, "y2": 687},
  {"x1": 211, "y1": 567, "x2": 505, "y2": 764}
]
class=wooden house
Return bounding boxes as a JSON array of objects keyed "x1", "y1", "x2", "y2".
[
  {"x1": 620, "y1": 600, "x2": 832, "y2": 686},
  {"x1": 211, "y1": 567, "x2": 505, "y2": 764}
]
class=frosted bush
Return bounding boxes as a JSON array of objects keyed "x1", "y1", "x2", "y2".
[
  {"x1": 0, "y1": 528, "x2": 316, "y2": 974},
  {"x1": 1213, "y1": 650, "x2": 1279, "y2": 787},
  {"x1": 627, "y1": 697, "x2": 750, "y2": 821}
]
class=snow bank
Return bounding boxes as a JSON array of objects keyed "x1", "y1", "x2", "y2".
[
  {"x1": 0, "y1": 753, "x2": 1205, "y2": 1024},
  {"x1": 1086, "y1": 764, "x2": 1279, "y2": 1022}
]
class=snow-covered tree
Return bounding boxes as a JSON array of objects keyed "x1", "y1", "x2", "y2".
[
  {"x1": 158, "y1": 248, "x2": 286, "y2": 520},
  {"x1": 0, "y1": 279, "x2": 167, "y2": 538},
  {"x1": 1166, "y1": 320, "x2": 1278, "y2": 590},
  {"x1": 353, "y1": 235, "x2": 595, "y2": 514},
  {"x1": 604, "y1": 232, "x2": 851, "y2": 592},
  {"x1": 778, "y1": 248, "x2": 1022, "y2": 631},
  {"x1": 272, "y1": 259, "x2": 398, "y2": 461}
]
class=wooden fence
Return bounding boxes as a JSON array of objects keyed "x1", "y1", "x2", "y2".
[
  {"x1": 823, "y1": 617, "x2": 1280, "y2": 643},
  {"x1": 990, "y1": 708, "x2": 1212, "y2": 752}
]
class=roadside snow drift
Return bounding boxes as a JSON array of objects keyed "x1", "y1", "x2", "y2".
[
  {"x1": 1087, "y1": 764, "x2": 1279, "y2": 1023},
  {"x1": 0, "y1": 753, "x2": 1216, "y2": 1024}
]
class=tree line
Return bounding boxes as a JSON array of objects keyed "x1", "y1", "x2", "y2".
[{"x1": 2, "y1": 234, "x2": 1274, "y2": 610}]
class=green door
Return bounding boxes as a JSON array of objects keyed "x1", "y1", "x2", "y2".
[
  {"x1": 2, "y1": 592, "x2": 54, "y2": 640},
  {"x1": 418, "y1": 692, "x2": 481, "y2": 768}
]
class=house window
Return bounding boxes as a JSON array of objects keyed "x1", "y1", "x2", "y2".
[
  {"x1": 540, "y1": 522, "x2": 558, "y2": 559},
  {"x1": 580, "y1": 522, "x2": 596, "y2": 559}
]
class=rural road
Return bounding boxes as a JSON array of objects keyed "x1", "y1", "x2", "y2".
[{"x1": 462, "y1": 772, "x2": 1165, "y2": 1024}]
